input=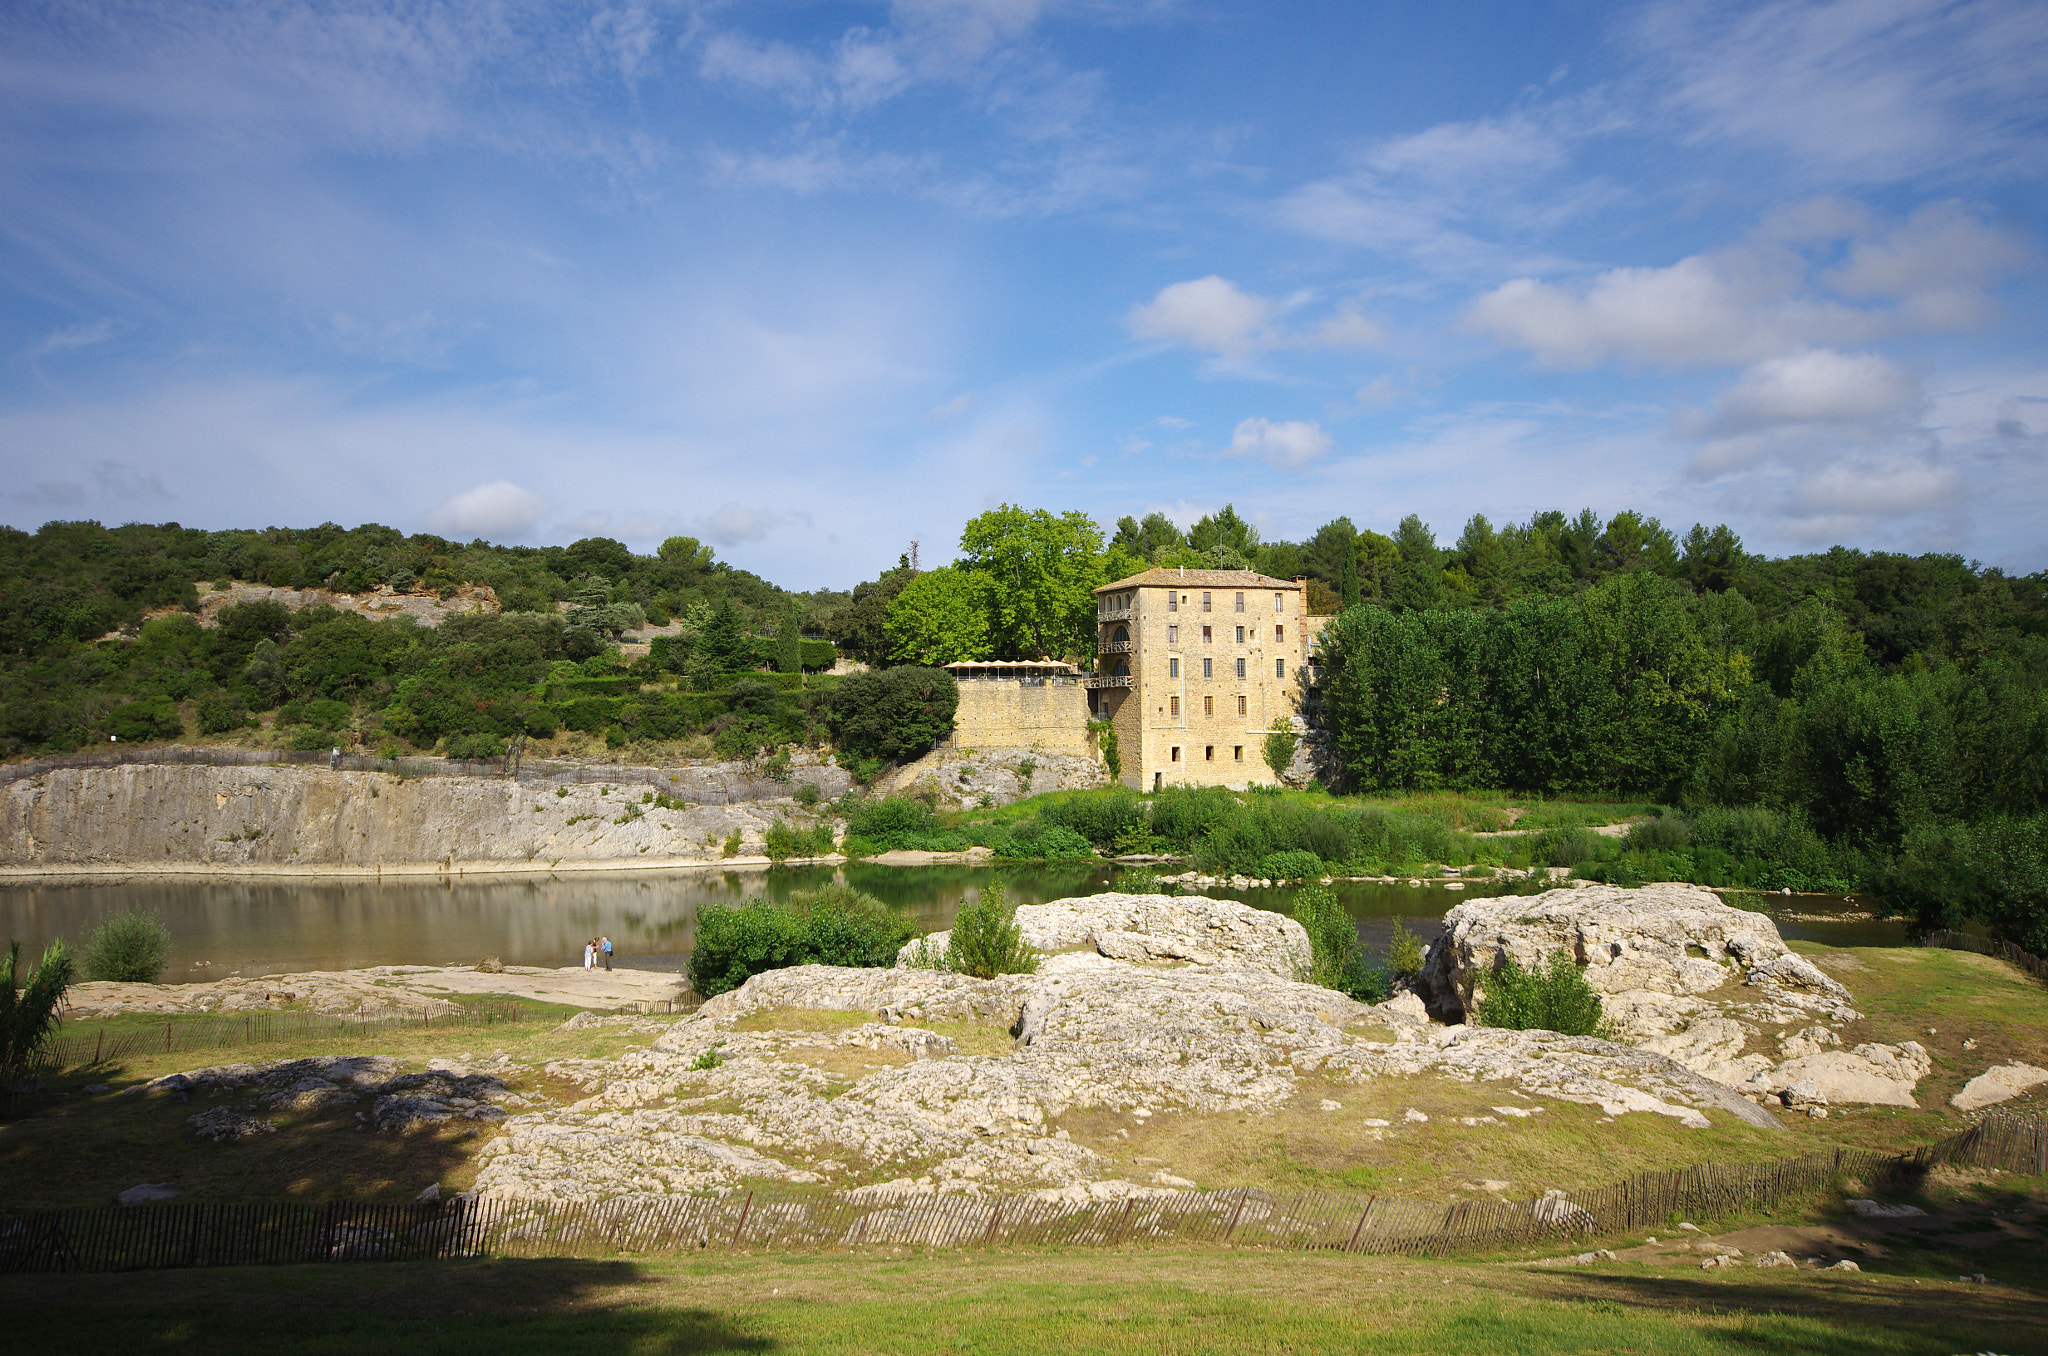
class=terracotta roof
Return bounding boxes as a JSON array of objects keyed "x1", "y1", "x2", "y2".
[{"x1": 1095, "y1": 567, "x2": 1301, "y2": 594}]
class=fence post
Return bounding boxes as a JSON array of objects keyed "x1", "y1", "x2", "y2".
[{"x1": 1222, "y1": 1187, "x2": 1249, "y2": 1242}]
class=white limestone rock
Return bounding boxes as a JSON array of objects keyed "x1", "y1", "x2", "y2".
[
  {"x1": 1759, "y1": 1042, "x2": 1932, "y2": 1109},
  {"x1": 1951, "y1": 1062, "x2": 2048, "y2": 1112},
  {"x1": 898, "y1": 892, "x2": 1310, "y2": 978}
]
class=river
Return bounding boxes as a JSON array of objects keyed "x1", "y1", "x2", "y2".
[{"x1": 0, "y1": 864, "x2": 1906, "y2": 981}]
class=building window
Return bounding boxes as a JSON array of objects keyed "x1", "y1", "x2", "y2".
[
  {"x1": 1167, "y1": 592, "x2": 1177, "y2": 612},
  {"x1": 1170, "y1": 695, "x2": 1180, "y2": 717},
  {"x1": 1237, "y1": 695, "x2": 1247, "y2": 716},
  {"x1": 1274, "y1": 592, "x2": 1284, "y2": 613},
  {"x1": 1235, "y1": 625, "x2": 1244, "y2": 643},
  {"x1": 1235, "y1": 591, "x2": 1245, "y2": 612},
  {"x1": 1168, "y1": 624, "x2": 1178, "y2": 644},
  {"x1": 1171, "y1": 746, "x2": 1181, "y2": 762},
  {"x1": 1203, "y1": 695, "x2": 1213, "y2": 716},
  {"x1": 1275, "y1": 625, "x2": 1284, "y2": 643},
  {"x1": 1235, "y1": 657, "x2": 1246, "y2": 679},
  {"x1": 1169, "y1": 657, "x2": 1179, "y2": 678},
  {"x1": 1201, "y1": 592, "x2": 1212, "y2": 612},
  {"x1": 1202, "y1": 657, "x2": 1212, "y2": 678},
  {"x1": 1234, "y1": 745, "x2": 1243, "y2": 761},
  {"x1": 1205, "y1": 745, "x2": 1214, "y2": 761},
  {"x1": 1276, "y1": 658, "x2": 1285, "y2": 678},
  {"x1": 1202, "y1": 625, "x2": 1212, "y2": 642}
]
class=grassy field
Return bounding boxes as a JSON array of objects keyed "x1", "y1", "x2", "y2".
[{"x1": 2, "y1": 1231, "x2": 2041, "y2": 1355}]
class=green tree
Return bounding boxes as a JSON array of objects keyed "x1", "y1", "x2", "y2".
[
  {"x1": 82, "y1": 909, "x2": 171, "y2": 982},
  {"x1": 828, "y1": 666, "x2": 960, "y2": 761},
  {"x1": 776, "y1": 601, "x2": 802, "y2": 674},
  {"x1": 692, "y1": 598, "x2": 752, "y2": 676},
  {"x1": 830, "y1": 557, "x2": 916, "y2": 664},
  {"x1": 957, "y1": 506, "x2": 1106, "y2": 659},
  {"x1": 1112, "y1": 512, "x2": 1184, "y2": 561},
  {"x1": 884, "y1": 567, "x2": 995, "y2": 665},
  {"x1": 1262, "y1": 716, "x2": 1299, "y2": 780}
]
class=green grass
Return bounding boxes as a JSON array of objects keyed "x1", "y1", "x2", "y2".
[{"x1": 1, "y1": 1243, "x2": 2040, "y2": 1354}]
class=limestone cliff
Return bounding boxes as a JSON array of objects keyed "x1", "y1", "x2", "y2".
[{"x1": 1, "y1": 763, "x2": 843, "y2": 876}]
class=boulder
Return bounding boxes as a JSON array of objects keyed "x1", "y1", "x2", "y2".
[
  {"x1": 1761, "y1": 1042, "x2": 1932, "y2": 1108},
  {"x1": 116, "y1": 1183, "x2": 179, "y2": 1207},
  {"x1": 898, "y1": 893, "x2": 1310, "y2": 978},
  {"x1": 1951, "y1": 1062, "x2": 2048, "y2": 1112},
  {"x1": 1420, "y1": 885, "x2": 1845, "y2": 1024}
]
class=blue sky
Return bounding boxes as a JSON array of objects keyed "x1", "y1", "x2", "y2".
[{"x1": 3, "y1": 0, "x2": 2045, "y2": 588}]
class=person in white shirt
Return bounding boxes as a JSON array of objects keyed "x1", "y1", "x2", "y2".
[{"x1": 582, "y1": 940, "x2": 594, "y2": 970}]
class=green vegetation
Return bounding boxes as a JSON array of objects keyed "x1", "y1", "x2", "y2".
[
  {"x1": 1472, "y1": 950, "x2": 1606, "y2": 1036},
  {"x1": 684, "y1": 886, "x2": 914, "y2": 998},
  {"x1": 1261, "y1": 715, "x2": 1297, "y2": 780},
  {"x1": 1290, "y1": 886, "x2": 1389, "y2": 1003},
  {"x1": 936, "y1": 884, "x2": 1039, "y2": 979},
  {"x1": 80, "y1": 909, "x2": 172, "y2": 983},
  {"x1": 0, "y1": 521, "x2": 854, "y2": 758},
  {"x1": 0, "y1": 939, "x2": 73, "y2": 1091},
  {"x1": 762, "y1": 817, "x2": 836, "y2": 862},
  {"x1": 9, "y1": 1242, "x2": 2045, "y2": 1356},
  {"x1": 825, "y1": 666, "x2": 958, "y2": 763}
]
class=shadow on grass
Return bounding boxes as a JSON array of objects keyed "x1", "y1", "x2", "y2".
[
  {"x1": 1516, "y1": 1269, "x2": 2047, "y2": 1352},
  {"x1": 0, "y1": 1257, "x2": 775, "y2": 1355}
]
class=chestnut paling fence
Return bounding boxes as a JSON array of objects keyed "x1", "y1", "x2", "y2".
[
  {"x1": 30, "y1": 1004, "x2": 529, "y2": 1076},
  {"x1": 2, "y1": 1113, "x2": 2042, "y2": 1275},
  {"x1": 1919, "y1": 929, "x2": 2048, "y2": 983}
]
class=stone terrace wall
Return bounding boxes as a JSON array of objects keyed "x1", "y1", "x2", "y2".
[{"x1": 947, "y1": 679, "x2": 1093, "y2": 756}]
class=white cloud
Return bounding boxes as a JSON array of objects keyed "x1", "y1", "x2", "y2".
[
  {"x1": 695, "y1": 501, "x2": 776, "y2": 547},
  {"x1": 1789, "y1": 454, "x2": 1965, "y2": 518},
  {"x1": 1706, "y1": 349, "x2": 1920, "y2": 432},
  {"x1": 924, "y1": 393, "x2": 974, "y2": 422},
  {"x1": 30, "y1": 318, "x2": 128, "y2": 357},
  {"x1": 1465, "y1": 200, "x2": 2028, "y2": 370},
  {"x1": 1127, "y1": 278, "x2": 1385, "y2": 362},
  {"x1": 1633, "y1": 0, "x2": 2048, "y2": 182},
  {"x1": 1127, "y1": 276, "x2": 1277, "y2": 357},
  {"x1": 424, "y1": 480, "x2": 548, "y2": 539},
  {"x1": 1227, "y1": 417, "x2": 1331, "y2": 470}
]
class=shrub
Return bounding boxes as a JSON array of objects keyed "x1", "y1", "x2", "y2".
[
  {"x1": 1256, "y1": 849, "x2": 1322, "y2": 880},
  {"x1": 793, "y1": 783, "x2": 821, "y2": 809},
  {"x1": 763, "y1": 817, "x2": 835, "y2": 861},
  {"x1": 845, "y1": 796, "x2": 937, "y2": 846},
  {"x1": 287, "y1": 726, "x2": 332, "y2": 751},
  {"x1": 196, "y1": 695, "x2": 251, "y2": 735},
  {"x1": 106, "y1": 696, "x2": 182, "y2": 742},
  {"x1": 1038, "y1": 787, "x2": 1147, "y2": 849},
  {"x1": 82, "y1": 909, "x2": 171, "y2": 982},
  {"x1": 1524, "y1": 827, "x2": 1609, "y2": 868},
  {"x1": 1384, "y1": 920, "x2": 1426, "y2": 980},
  {"x1": 1, "y1": 939, "x2": 74, "y2": 1091},
  {"x1": 1263, "y1": 716, "x2": 1299, "y2": 780},
  {"x1": 944, "y1": 884, "x2": 1038, "y2": 979},
  {"x1": 1624, "y1": 814, "x2": 1693, "y2": 854},
  {"x1": 1472, "y1": 949, "x2": 1604, "y2": 1035},
  {"x1": 685, "y1": 886, "x2": 911, "y2": 997},
  {"x1": 446, "y1": 731, "x2": 504, "y2": 759},
  {"x1": 1291, "y1": 886, "x2": 1389, "y2": 1003},
  {"x1": 828, "y1": 666, "x2": 959, "y2": 762}
]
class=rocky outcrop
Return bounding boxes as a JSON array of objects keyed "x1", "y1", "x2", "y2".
[
  {"x1": 1420, "y1": 885, "x2": 1928, "y2": 1109},
  {"x1": 1952, "y1": 1062, "x2": 2048, "y2": 1112},
  {"x1": 876, "y1": 747, "x2": 1108, "y2": 810},
  {"x1": 470, "y1": 892, "x2": 1783, "y2": 1204},
  {"x1": 64, "y1": 963, "x2": 686, "y2": 1018},
  {"x1": 0, "y1": 763, "x2": 842, "y2": 875},
  {"x1": 188, "y1": 580, "x2": 500, "y2": 628},
  {"x1": 895, "y1": 892, "x2": 1310, "y2": 978},
  {"x1": 144, "y1": 1052, "x2": 538, "y2": 1132}
]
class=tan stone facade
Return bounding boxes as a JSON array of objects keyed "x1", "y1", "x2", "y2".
[
  {"x1": 1089, "y1": 569, "x2": 1313, "y2": 791},
  {"x1": 943, "y1": 665, "x2": 1095, "y2": 757}
]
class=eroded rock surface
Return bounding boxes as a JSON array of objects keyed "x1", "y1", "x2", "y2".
[
  {"x1": 897, "y1": 891, "x2": 1310, "y2": 976},
  {"x1": 470, "y1": 892, "x2": 1782, "y2": 1205},
  {"x1": 1952, "y1": 1062, "x2": 2048, "y2": 1112},
  {"x1": 1419, "y1": 885, "x2": 1925, "y2": 1108},
  {"x1": 143, "y1": 1052, "x2": 537, "y2": 1132}
]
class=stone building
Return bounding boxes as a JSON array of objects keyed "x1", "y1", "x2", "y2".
[
  {"x1": 939, "y1": 661, "x2": 1094, "y2": 757},
  {"x1": 1087, "y1": 568, "x2": 1321, "y2": 791}
]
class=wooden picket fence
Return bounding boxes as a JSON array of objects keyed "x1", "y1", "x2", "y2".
[
  {"x1": 4, "y1": 1112, "x2": 2041, "y2": 1275},
  {"x1": 1921, "y1": 929, "x2": 2048, "y2": 983},
  {"x1": 34, "y1": 1003, "x2": 527, "y2": 1076}
]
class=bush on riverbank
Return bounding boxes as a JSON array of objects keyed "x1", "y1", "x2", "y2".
[
  {"x1": 81, "y1": 909, "x2": 171, "y2": 983},
  {"x1": 1472, "y1": 950, "x2": 1604, "y2": 1036},
  {"x1": 1570, "y1": 805, "x2": 1851, "y2": 892},
  {"x1": 686, "y1": 887, "x2": 912, "y2": 998},
  {"x1": 1291, "y1": 886, "x2": 1389, "y2": 1003}
]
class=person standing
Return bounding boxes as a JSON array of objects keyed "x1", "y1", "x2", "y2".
[
  {"x1": 600, "y1": 935, "x2": 613, "y2": 972},
  {"x1": 582, "y1": 939, "x2": 594, "y2": 971}
]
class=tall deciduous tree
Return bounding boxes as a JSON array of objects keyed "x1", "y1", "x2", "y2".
[
  {"x1": 884, "y1": 567, "x2": 996, "y2": 665},
  {"x1": 956, "y1": 506, "x2": 1105, "y2": 659}
]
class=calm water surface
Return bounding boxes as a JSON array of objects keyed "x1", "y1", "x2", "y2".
[{"x1": 0, "y1": 867, "x2": 1903, "y2": 981}]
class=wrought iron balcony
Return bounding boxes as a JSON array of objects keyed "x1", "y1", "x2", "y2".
[
  {"x1": 1097, "y1": 640, "x2": 1134, "y2": 655},
  {"x1": 1098, "y1": 605, "x2": 1133, "y2": 622},
  {"x1": 1083, "y1": 674, "x2": 1132, "y2": 689}
]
